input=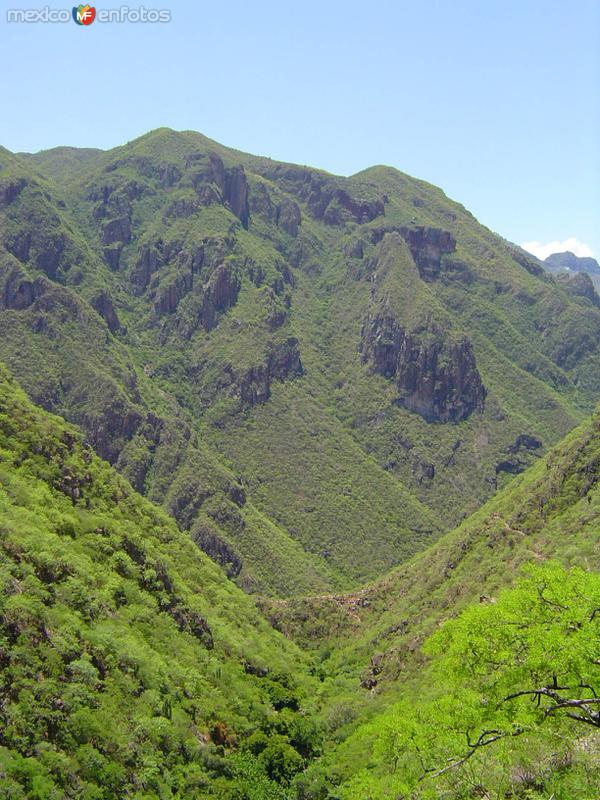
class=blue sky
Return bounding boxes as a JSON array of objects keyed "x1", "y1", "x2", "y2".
[{"x1": 0, "y1": 0, "x2": 598, "y2": 257}]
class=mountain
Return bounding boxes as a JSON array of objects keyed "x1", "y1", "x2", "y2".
[
  {"x1": 3, "y1": 129, "x2": 600, "y2": 598},
  {"x1": 556, "y1": 269, "x2": 600, "y2": 307},
  {"x1": 264, "y1": 392, "x2": 600, "y2": 798},
  {"x1": 1, "y1": 357, "x2": 598, "y2": 798},
  {"x1": 0, "y1": 363, "x2": 318, "y2": 798},
  {"x1": 545, "y1": 250, "x2": 600, "y2": 276}
]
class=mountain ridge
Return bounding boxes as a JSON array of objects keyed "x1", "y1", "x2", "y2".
[{"x1": 3, "y1": 127, "x2": 600, "y2": 597}]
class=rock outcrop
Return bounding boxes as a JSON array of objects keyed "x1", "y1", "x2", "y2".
[
  {"x1": 82, "y1": 393, "x2": 142, "y2": 465},
  {"x1": 200, "y1": 264, "x2": 241, "y2": 332},
  {"x1": 0, "y1": 176, "x2": 26, "y2": 207},
  {"x1": 557, "y1": 271, "x2": 600, "y2": 307},
  {"x1": 511, "y1": 247, "x2": 545, "y2": 277},
  {"x1": 361, "y1": 314, "x2": 486, "y2": 422},
  {"x1": 187, "y1": 152, "x2": 250, "y2": 228},
  {"x1": 89, "y1": 179, "x2": 142, "y2": 270},
  {"x1": 1, "y1": 266, "x2": 45, "y2": 310},
  {"x1": 276, "y1": 197, "x2": 301, "y2": 236},
  {"x1": 90, "y1": 289, "x2": 121, "y2": 333},
  {"x1": 402, "y1": 226, "x2": 456, "y2": 281},
  {"x1": 154, "y1": 272, "x2": 192, "y2": 315},
  {"x1": 507, "y1": 434, "x2": 542, "y2": 454},
  {"x1": 191, "y1": 524, "x2": 243, "y2": 579},
  {"x1": 131, "y1": 241, "x2": 164, "y2": 294},
  {"x1": 254, "y1": 164, "x2": 384, "y2": 226},
  {"x1": 234, "y1": 338, "x2": 303, "y2": 407}
]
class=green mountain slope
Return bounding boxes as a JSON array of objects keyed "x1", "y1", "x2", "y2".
[
  {"x1": 0, "y1": 352, "x2": 599, "y2": 799},
  {"x1": 3, "y1": 128, "x2": 600, "y2": 594},
  {"x1": 0, "y1": 363, "x2": 322, "y2": 798},
  {"x1": 263, "y1": 401, "x2": 600, "y2": 796}
]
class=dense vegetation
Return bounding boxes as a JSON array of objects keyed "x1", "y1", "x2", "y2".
[
  {"x1": 0, "y1": 361, "x2": 599, "y2": 797},
  {"x1": 0, "y1": 366, "x2": 319, "y2": 798},
  {"x1": 2, "y1": 129, "x2": 600, "y2": 594},
  {"x1": 333, "y1": 565, "x2": 599, "y2": 799},
  {"x1": 1, "y1": 129, "x2": 599, "y2": 797}
]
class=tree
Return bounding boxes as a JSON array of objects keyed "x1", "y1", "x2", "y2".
[{"x1": 346, "y1": 564, "x2": 600, "y2": 798}]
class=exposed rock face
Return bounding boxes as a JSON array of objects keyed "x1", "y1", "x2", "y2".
[
  {"x1": 131, "y1": 242, "x2": 163, "y2": 294},
  {"x1": 154, "y1": 273, "x2": 192, "y2": 315},
  {"x1": 249, "y1": 184, "x2": 302, "y2": 236},
  {"x1": 102, "y1": 216, "x2": 131, "y2": 246},
  {"x1": 254, "y1": 164, "x2": 384, "y2": 226},
  {"x1": 0, "y1": 177, "x2": 26, "y2": 207},
  {"x1": 224, "y1": 166, "x2": 249, "y2": 228},
  {"x1": 323, "y1": 189, "x2": 385, "y2": 226},
  {"x1": 511, "y1": 248, "x2": 545, "y2": 277},
  {"x1": 495, "y1": 458, "x2": 525, "y2": 475},
  {"x1": 249, "y1": 181, "x2": 277, "y2": 222},
  {"x1": 188, "y1": 152, "x2": 250, "y2": 228},
  {"x1": 103, "y1": 244, "x2": 122, "y2": 271},
  {"x1": 89, "y1": 178, "x2": 143, "y2": 219},
  {"x1": 100, "y1": 216, "x2": 131, "y2": 270},
  {"x1": 89, "y1": 180, "x2": 141, "y2": 268},
  {"x1": 90, "y1": 290, "x2": 121, "y2": 333},
  {"x1": 164, "y1": 194, "x2": 200, "y2": 220},
  {"x1": 3, "y1": 224, "x2": 66, "y2": 280},
  {"x1": 170, "y1": 606, "x2": 214, "y2": 649},
  {"x1": 191, "y1": 524, "x2": 242, "y2": 579},
  {"x1": 361, "y1": 314, "x2": 486, "y2": 422},
  {"x1": 235, "y1": 337, "x2": 303, "y2": 407},
  {"x1": 403, "y1": 226, "x2": 456, "y2": 281},
  {"x1": 557, "y1": 271, "x2": 600, "y2": 307},
  {"x1": 1, "y1": 267, "x2": 45, "y2": 310},
  {"x1": 507, "y1": 434, "x2": 542, "y2": 453},
  {"x1": 277, "y1": 197, "x2": 301, "y2": 236},
  {"x1": 82, "y1": 394, "x2": 142, "y2": 464},
  {"x1": 200, "y1": 264, "x2": 241, "y2": 332},
  {"x1": 4, "y1": 230, "x2": 31, "y2": 263},
  {"x1": 545, "y1": 250, "x2": 600, "y2": 276},
  {"x1": 353, "y1": 226, "x2": 471, "y2": 283}
]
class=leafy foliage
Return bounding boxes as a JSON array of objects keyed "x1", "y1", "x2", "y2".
[
  {"x1": 0, "y1": 365, "x2": 317, "y2": 798},
  {"x1": 341, "y1": 564, "x2": 600, "y2": 799}
]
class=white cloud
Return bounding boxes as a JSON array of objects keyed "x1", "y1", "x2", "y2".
[{"x1": 521, "y1": 237, "x2": 595, "y2": 261}]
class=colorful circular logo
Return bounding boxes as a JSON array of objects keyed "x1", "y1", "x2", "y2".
[{"x1": 72, "y1": 5, "x2": 96, "y2": 25}]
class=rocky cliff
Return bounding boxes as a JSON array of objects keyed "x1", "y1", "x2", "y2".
[{"x1": 361, "y1": 313, "x2": 486, "y2": 422}]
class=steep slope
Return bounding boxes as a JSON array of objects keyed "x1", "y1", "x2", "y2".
[
  {"x1": 262, "y1": 401, "x2": 600, "y2": 795},
  {"x1": 1, "y1": 319, "x2": 599, "y2": 799},
  {"x1": 0, "y1": 147, "x2": 339, "y2": 597},
  {"x1": 5, "y1": 128, "x2": 600, "y2": 594},
  {"x1": 0, "y1": 363, "x2": 320, "y2": 798}
]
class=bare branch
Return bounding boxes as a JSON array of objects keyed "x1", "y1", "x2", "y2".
[{"x1": 418, "y1": 727, "x2": 524, "y2": 783}]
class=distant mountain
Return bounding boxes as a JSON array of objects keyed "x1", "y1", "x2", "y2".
[
  {"x1": 556, "y1": 269, "x2": 600, "y2": 307},
  {"x1": 545, "y1": 249, "x2": 600, "y2": 275},
  {"x1": 3, "y1": 129, "x2": 600, "y2": 596}
]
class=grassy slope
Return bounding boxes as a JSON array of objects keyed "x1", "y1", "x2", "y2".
[
  {"x1": 6, "y1": 128, "x2": 600, "y2": 597},
  {"x1": 261, "y1": 402, "x2": 600, "y2": 791},
  {"x1": 0, "y1": 363, "x2": 322, "y2": 798}
]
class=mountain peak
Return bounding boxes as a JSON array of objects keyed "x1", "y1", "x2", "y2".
[{"x1": 545, "y1": 249, "x2": 600, "y2": 276}]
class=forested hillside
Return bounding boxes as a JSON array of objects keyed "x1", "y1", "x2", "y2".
[
  {"x1": 1, "y1": 129, "x2": 599, "y2": 798},
  {"x1": 0, "y1": 365, "x2": 319, "y2": 798},
  {"x1": 1, "y1": 129, "x2": 600, "y2": 593}
]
